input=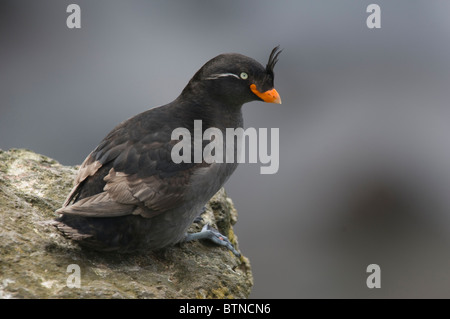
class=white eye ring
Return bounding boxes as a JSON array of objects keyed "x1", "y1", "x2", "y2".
[{"x1": 240, "y1": 72, "x2": 248, "y2": 80}]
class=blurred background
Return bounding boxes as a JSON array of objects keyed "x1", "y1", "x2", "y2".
[{"x1": 2, "y1": 0, "x2": 450, "y2": 298}]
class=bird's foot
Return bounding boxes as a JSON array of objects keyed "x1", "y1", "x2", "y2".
[
  {"x1": 184, "y1": 224, "x2": 240, "y2": 257},
  {"x1": 193, "y1": 206, "x2": 207, "y2": 223}
]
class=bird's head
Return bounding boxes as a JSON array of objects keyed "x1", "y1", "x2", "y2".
[{"x1": 183, "y1": 46, "x2": 282, "y2": 107}]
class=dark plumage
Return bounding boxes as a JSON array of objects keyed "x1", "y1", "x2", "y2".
[{"x1": 55, "y1": 47, "x2": 282, "y2": 254}]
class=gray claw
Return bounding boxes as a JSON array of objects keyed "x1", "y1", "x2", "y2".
[{"x1": 184, "y1": 224, "x2": 241, "y2": 257}]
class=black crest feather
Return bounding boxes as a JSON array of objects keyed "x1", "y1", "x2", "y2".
[{"x1": 266, "y1": 46, "x2": 282, "y2": 78}]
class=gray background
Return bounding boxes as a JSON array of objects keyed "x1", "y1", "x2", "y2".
[{"x1": 2, "y1": 1, "x2": 450, "y2": 298}]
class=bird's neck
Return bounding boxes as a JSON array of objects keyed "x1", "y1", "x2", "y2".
[{"x1": 175, "y1": 89, "x2": 243, "y2": 130}]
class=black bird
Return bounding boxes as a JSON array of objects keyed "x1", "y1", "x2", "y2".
[{"x1": 55, "y1": 47, "x2": 282, "y2": 256}]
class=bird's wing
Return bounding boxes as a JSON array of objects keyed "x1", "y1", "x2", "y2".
[{"x1": 58, "y1": 118, "x2": 208, "y2": 218}]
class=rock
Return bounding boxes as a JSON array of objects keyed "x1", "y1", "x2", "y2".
[{"x1": 0, "y1": 149, "x2": 252, "y2": 299}]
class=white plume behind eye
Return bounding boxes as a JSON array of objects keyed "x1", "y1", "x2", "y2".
[{"x1": 205, "y1": 73, "x2": 241, "y2": 80}]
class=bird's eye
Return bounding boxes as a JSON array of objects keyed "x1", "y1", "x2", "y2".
[{"x1": 240, "y1": 72, "x2": 248, "y2": 80}]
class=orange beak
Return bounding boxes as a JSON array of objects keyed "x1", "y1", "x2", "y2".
[{"x1": 250, "y1": 84, "x2": 282, "y2": 104}]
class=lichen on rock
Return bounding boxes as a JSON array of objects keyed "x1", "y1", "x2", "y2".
[{"x1": 0, "y1": 149, "x2": 252, "y2": 298}]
